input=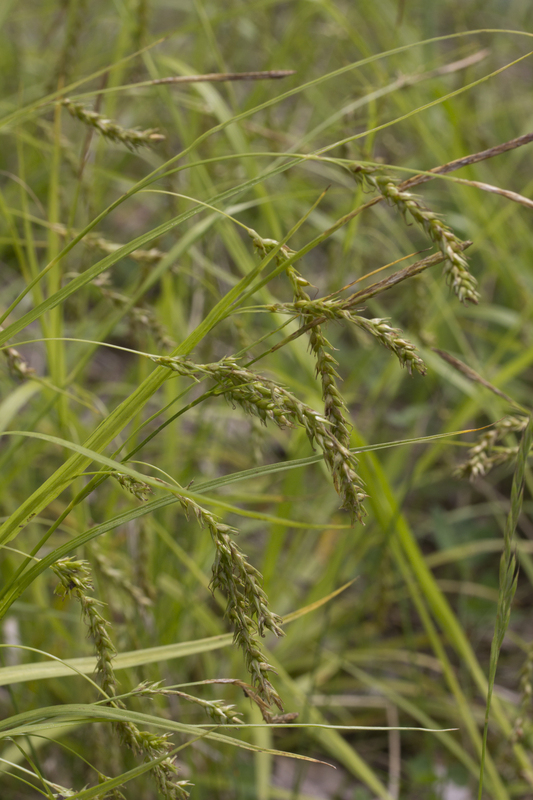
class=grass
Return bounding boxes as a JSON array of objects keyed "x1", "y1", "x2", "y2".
[{"x1": 1, "y1": 1, "x2": 533, "y2": 798}]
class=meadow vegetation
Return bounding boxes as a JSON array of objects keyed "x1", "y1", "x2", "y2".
[{"x1": 1, "y1": 1, "x2": 533, "y2": 798}]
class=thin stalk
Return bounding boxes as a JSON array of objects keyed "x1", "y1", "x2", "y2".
[{"x1": 478, "y1": 418, "x2": 533, "y2": 798}]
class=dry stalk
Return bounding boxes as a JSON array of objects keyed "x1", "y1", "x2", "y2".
[
  {"x1": 150, "y1": 70, "x2": 295, "y2": 85},
  {"x1": 400, "y1": 132, "x2": 533, "y2": 192},
  {"x1": 433, "y1": 348, "x2": 517, "y2": 406}
]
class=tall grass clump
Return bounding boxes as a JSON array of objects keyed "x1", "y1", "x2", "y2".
[{"x1": 1, "y1": 2, "x2": 533, "y2": 798}]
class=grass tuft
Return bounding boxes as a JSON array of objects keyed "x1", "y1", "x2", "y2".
[{"x1": 2, "y1": 4, "x2": 533, "y2": 798}]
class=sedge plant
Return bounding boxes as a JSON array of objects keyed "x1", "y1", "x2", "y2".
[{"x1": 1, "y1": 2, "x2": 533, "y2": 798}]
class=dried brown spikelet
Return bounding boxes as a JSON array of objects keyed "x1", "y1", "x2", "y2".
[
  {"x1": 5, "y1": 345, "x2": 35, "y2": 379},
  {"x1": 52, "y1": 223, "x2": 166, "y2": 264},
  {"x1": 84, "y1": 235, "x2": 165, "y2": 264}
]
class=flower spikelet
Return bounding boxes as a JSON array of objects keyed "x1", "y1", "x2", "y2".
[
  {"x1": 456, "y1": 416, "x2": 529, "y2": 480},
  {"x1": 249, "y1": 230, "x2": 297, "y2": 266},
  {"x1": 351, "y1": 165, "x2": 479, "y2": 304},
  {"x1": 52, "y1": 558, "x2": 190, "y2": 799},
  {"x1": 5, "y1": 347, "x2": 35, "y2": 379},
  {"x1": 0, "y1": 326, "x2": 35, "y2": 379},
  {"x1": 154, "y1": 354, "x2": 367, "y2": 523},
  {"x1": 270, "y1": 299, "x2": 426, "y2": 376},
  {"x1": 284, "y1": 258, "x2": 367, "y2": 521},
  {"x1": 351, "y1": 316, "x2": 427, "y2": 375},
  {"x1": 113, "y1": 471, "x2": 153, "y2": 502},
  {"x1": 133, "y1": 681, "x2": 243, "y2": 724},
  {"x1": 174, "y1": 492, "x2": 284, "y2": 708},
  {"x1": 249, "y1": 231, "x2": 368, "y2": 521},
  {"x1": 62, "y1": 99, "x2": 165, "y2": 150},
  {"x1": 53, "y1": 558, "x2": 117, "y2": 698}
]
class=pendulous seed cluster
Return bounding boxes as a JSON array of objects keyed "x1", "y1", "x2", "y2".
[
  {"x1": 270, "y1": 296, "x2": 427, "y2": 378},
  {"x1": 53, "y1": 558, "x2": 118, "y2": 699},
  {"x1": 52, "y1": 557, "x2": 191, "y2": 799},
  {"x1": 154, "y1": 354, "x2": 368, "y2": 524},
  {"x1": 456, "y1": 415, "x2": 529, "y2": 480},
  {"x1": 256, "y1": 233, "x2": 369, "y2": 523},
  {"x1": 173, "y1": 492, "x2": 285, "y2": 709},
  {"x1": 351, "y1": 164, "x2": 480, "y2": 305},
  {"x1": 247, "y1": 230, "x2": 428, "y2": 525},
  {"x1": 351, "y1": 316, "x2": 427, "y2": 376}
]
